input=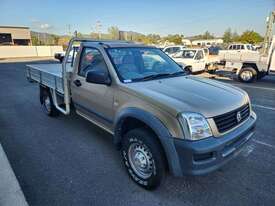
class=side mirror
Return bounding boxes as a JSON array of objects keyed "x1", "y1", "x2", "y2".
[{"x1": 86, "y1": 70, "x2": 111, "y2": 85}]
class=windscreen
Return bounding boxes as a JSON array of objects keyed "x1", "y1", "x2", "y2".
[
  {"x1": 181, "y1": 50, "x2": 197, "y2": 58},
  {"x1": 107, "y1": 47, "x2": 184, "y2": 82}
]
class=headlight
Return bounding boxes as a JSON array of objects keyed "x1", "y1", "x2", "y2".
[{"x1": 178, "y1": 113, "x2": 212, "y2": 140}]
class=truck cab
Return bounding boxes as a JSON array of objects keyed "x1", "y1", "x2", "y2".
[
  {"x1": 227, "y1": 43, "x2": 258, "y2": 52},
  {"x1": 163, "y1": 45, "x2": 185, "y2": 56},
  {"x1": 172, "y1": 48, "x2": 207, "y2": 73}
]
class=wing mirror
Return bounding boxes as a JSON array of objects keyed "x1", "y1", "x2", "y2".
[{"x1": 86, "y1": 70, "x2": 111, "y2": 85}]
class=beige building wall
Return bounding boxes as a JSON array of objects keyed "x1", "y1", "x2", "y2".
[
  {"x1": 0, "y1": 46, "x2": 63, "y2": 58},
  {"x1": 0, "y1": 27, "x2": 31, "y2": 40}
]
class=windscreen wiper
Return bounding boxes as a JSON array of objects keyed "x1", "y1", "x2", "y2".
[
  {"x1": 169, "y1": 71, "x2": 186, "y2": 76},
  {"x1": 132, "y1": 73, "x2": 172, "y2": 82},
  {"x1": 132, "y1": 71, "x2": 185, "y2": 82}
]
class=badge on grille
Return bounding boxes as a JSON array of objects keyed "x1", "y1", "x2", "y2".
[{"x1": 237, "y1": 111, "x2": 242, "y2": 122}]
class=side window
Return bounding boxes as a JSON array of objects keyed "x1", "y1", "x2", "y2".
[
  {"x1": 195, "y1": 51, "x2": 203, "y2": 60},
  {"x1": 236, "y1": 45, "x2": 240, "y2": 50},
  {"x1": 229, "y1": 45, "x2": 233, "y2": 50},
  {"x1": 173, "y1": 47, "x2": 180, "y2": 53},
  {"x1": 164, "y1": 48, "x2": 171, "y2": 53},
  {"x1": 240, "y1": 45, "x2": 244, "y2": 50},
  {"x1": 232, "y1": 45, "x2": 237, "y2": 50},
  {"x1": 78, "y1": 47, "x2": 108, "y2": 77}
]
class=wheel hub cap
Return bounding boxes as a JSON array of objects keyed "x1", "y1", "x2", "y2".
[
  {"x1": 44, "y1": 96, "x2": 51, "y2": 112},
  {"x1": 241, "y1": 71, "x2": 253, "y2": 81},
  {"x1": 128, "y1": 142, "x2": 153, "y2": 179}
]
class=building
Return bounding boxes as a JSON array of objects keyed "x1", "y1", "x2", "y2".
[
  {"x1": 191, "y1": 38, "x2": 223, "y2": 47},
  {"x1": 0, "y1": 26, "x2": 32, "y2": 45}
]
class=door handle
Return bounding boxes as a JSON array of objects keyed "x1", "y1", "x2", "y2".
[{"x1": 73, "y1": 79, "x2": 82, "y2": 87}]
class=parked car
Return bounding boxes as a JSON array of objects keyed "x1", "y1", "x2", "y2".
[
  {"x1": 208, "y1": 45, "x2": 222, "y2": 55},
  {"x1": 215, "y1": 36, "x2": 275, "y2": 82},
  {"x1": 163, "y1": 45, "x2": 185, "y2": 56},
  {"x1": 172, "y1": 48, "x2": 218, "y2": 73},
  {"x1": 26, "y1": 38, "x2": 256, "y2": 189}
]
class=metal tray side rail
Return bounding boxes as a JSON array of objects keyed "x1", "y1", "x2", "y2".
[{"x1": 26, "y1": 65, "x2": 64, "y2": 94}]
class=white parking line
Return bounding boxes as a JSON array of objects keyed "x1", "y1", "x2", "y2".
[
  {"x1": 252, "y1": 139, "x2": 275, "y2": 150},
  {"x1": 231, "y1": 83, "x2": 275, "y2": 92},
  {"x1": 252, "y1": 104, "x2": 275, "y2": 111}
]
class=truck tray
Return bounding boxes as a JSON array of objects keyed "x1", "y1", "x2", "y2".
[{"x1": 26, "y1": 64, "x2": 64, "y2": 94}]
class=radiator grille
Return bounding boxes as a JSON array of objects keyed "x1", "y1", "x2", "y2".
[{"x1": 213, "y1": 104, "x2": 250, "y2": 133}]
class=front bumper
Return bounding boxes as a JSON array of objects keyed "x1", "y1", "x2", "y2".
[{"x1": 173, "y1": 112, "x2": 256, "y2": 175}]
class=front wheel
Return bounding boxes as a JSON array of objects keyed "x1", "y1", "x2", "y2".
[
  {"x1": 238, "y1": 67, "x2": 257, "y2": 83},
  {"x1": 121, "y1": 128, "x2": 166, "y2": 190},
  {"x1": 184, "y1": 66, "x2": 192, "y2": 74}
]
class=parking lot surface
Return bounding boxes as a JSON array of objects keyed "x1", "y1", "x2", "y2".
[{"x1": 0, "y1": 59, "x2": 275, "y2": 206}]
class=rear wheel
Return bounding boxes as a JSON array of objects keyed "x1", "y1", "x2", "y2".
[
  {"x1": 121, "y1": 128, "x2": 166, "y2": 190},
  {"x1": 41, "y1": 89, "x2": 59, "y2": 117},
  {"x1": 238, "y1": 67, "x2": 257, "y2": 83}
]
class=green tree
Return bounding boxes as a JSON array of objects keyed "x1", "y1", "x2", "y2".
[
  {"x1": 90, "y1": 32, "x2": 100, "y2": 39},
  {"x1": 202, "y1": 31, "x2": 214, "y2": 39},
  {"x1": 164, "y1": 34, "x2": 183, "y2": 45},
  {"x1": 31, "y1": 35, "x2": 40, "y2": 46},
  {"x1": 53, "y1": 35, "x2": 60, "y2": 45},
  {"x1": 146, "y1": 34, "x2": 161, "y2": 44},
  {"x1": 238, "y1": 30, "x2": 263, "y2": 44},
  {"x1": 57, "y1": 36, "x2": 71, "y2": 48},
  {"x1": 223, "y1": 28, "x2": 233, "y2": 43},
  {"x1": 108, "y1": 26, "x2": 119, "y2": 40},
  {"x1": 232, "y1": 32, "x2": 240, "y2": 42},
  {"x1": 76, "y1": 32, "x2": 84, "y2": 38}
]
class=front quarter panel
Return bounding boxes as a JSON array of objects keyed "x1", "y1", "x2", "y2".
[
  {"x1": 114, "y1": 88, "x2": 183, "y2": 138},
  {"x1": 113, "y1": 89, "x2": 184, "y2": 176}
]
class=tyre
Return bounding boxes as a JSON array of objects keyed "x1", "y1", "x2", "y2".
[
  {"x1": 121, "y1": 128, "x2": 166, "y2": 190},
  {"x1": 208, "y1": 69, "x2": 216, "y2": 74},
  {"x1": 59, "y1": 56, "x2": 64, "y2": 63},
  {"x1": 238, "y1": 67, "x2": 257, "y2": 83},
  {"x1": 184, "y1": 66, "x2": 192, "y2": 74},
  {"x1": 41, "y1": 89, "x2": 59, "y2": 117}
]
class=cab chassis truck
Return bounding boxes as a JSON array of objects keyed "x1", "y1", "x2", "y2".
[{"x1": 26, "y1": 38, "x2": 256, "y2": 189}]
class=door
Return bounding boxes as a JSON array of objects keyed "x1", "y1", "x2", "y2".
[
  {"x1": 193, "y1": 50, "x2": 205, "y2": 72},
  {"x1": 71, "y1": 47, "x2": 114, "y2": 129}
]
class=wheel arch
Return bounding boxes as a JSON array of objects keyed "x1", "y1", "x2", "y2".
[
  {"x1": 184, "y1": 65, "x2": 193, "y2": 73},
  {"x1": 241, "y1": 62, "x2": 259, "y2": 73},
  {"x1": 114, "y1": 107, "x2": 183, "y2": 176}
]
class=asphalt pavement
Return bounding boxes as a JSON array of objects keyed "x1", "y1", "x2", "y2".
[{"x1": 0, "y1": 59, "x2": 275, "y2": 206}]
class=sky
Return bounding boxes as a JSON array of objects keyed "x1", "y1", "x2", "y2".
[{"x1": 1, "y1": 0, "x2": 274, "y2": 37}]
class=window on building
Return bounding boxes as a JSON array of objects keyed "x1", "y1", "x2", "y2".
[{"x1": 0, "y1": 33, "x2": 12, "y2": 45}]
